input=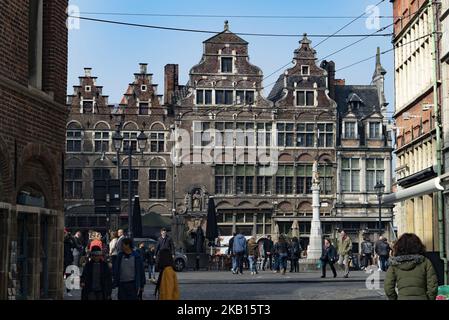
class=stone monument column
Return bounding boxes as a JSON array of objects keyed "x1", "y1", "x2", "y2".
[{"x1": 307, "y1": 160, "x2": 322, "y2": 260}]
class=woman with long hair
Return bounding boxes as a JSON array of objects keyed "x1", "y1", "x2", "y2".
[
  {"x1": 154, "y1": 249, "x2": 180, "y2": 300},
  {"x1": 384, "y1": 233, "x2": 438, "y2": 300}
]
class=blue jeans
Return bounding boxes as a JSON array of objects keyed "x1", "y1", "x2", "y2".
[
  {"x1": 279, "y1": 253, "x2": 288, "y2": 271},
  {"x1": 248, "y1": 256, "x2": 257, "y2": 273},
  {"x1": 148, "y1": 264, "x2": 155, "y2": 279},
  {"x1": 379, "y1": 256, "x2": 389, "y2": 271},
  {"x1": 231, "y1": 255, "x2": 237, "y2": 272},
  {"x1": 273, "y1": 255, "x2": 279, "y2": 270}
]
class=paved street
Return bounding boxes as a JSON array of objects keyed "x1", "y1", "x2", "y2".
[{"x1": 64, "y1": 270, "x2": 386, "y2": 300}]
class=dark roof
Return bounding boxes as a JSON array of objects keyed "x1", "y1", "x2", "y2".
[
  {"x1": 203, "y1": 30, "x2": 248, "y2": 44},
  {"x1": 267, "y1": 75, "x2": 285, "y2": 102},
  {"x1": 335, "y1": 85, "x2": 380, "y2": 118}
]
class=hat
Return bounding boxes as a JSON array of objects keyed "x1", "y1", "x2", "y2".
[{"x1": 90, "y1": 246, "x2": 103, "y2": 256}]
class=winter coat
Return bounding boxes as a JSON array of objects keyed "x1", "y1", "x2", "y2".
[
  {"x1": 375, "y1": 240, "x2": 390, "y2": 257},
  {"x1": 63, "y1": 235, "x2": 76, "y2": 269},
  {"x1": 274, "y1": 241, "x2": 289, "y2": 255},
  {"x1": 80, "y1": 260, "x2": 112, "y2": 300},
  {"x1": 155, "y1": 236, "x2": 175, "y2": 256},
  {"x1": 88, "y1": 239, "x2": 103, "y2": 251},
  {"x1": 247, "y1": 238, "x2": 259, "y2": 257},
  {"x1": 384, "y1": 255, "x2": 438, "y2": 300},
  {"x1": 361, "y1": 241, "x2": 374, "y2": 255},
  {"x1": 337, "y1": 236, "x2": 352, "y2": 256},
  {"x1": 263, "y1": 239, "x2": 273, "y2": 254},
  {"x1": 113, "y1": 251, "x2": 146, "y2": 290},
  {"x1": 290, "y1": 241, "x2": 302, "y2": 259},
  {"x1": 158, "y1": 266, "x2": 180, "y2": 300},
  {"x1": 232, "y1": 234, "x2": 247, "y2": 254},
  {"x1": 321, "y1": 245, "x2": 337, "y2": 262},
  {"x1": 146, "y1": 250, "x2": 156, "y2": 265}
]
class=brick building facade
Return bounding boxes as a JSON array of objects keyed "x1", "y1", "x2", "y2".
[
  {"x1": 65, "y1": 23, "x2": 393, "y2": 255},
  {"x1": 0, "y1": 0, "x2": 68, "y2": 299}
]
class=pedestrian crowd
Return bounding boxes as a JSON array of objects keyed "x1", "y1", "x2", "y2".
[{"x1": 63, "y1": 227, "x2": 179, "y2": 300}]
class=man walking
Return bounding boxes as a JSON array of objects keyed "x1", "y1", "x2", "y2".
[
  {"x1": 73, "y1": 231, "x2": 84, "y2": 267},
  {"x1": 113, "y1": 238, "x2": 145, "y2": 300},
  {"x1": 360, "y1": 236, "x2": 374, "y2": 270},
  {"x1": 337, "y1": 230, "x2": 352, "y2": 278},
  {"x1": 375, "y1": 236, "x2": 391, "y2": 271},
  {"x1": 232, "y1": 229, "x2": 247, "y2": 275},
  {"x1": 115, "y1": 229, "x2": 125, "y2": 255},
  {"x1": 155, "y1": 228, "x2": 175, "y2": 259},
  {"x1": 228, "y1": 233, "x2": 237, "y2": 274},
  {"x1": 262, "y1": 235, "x2": 273, "y2": 271}
]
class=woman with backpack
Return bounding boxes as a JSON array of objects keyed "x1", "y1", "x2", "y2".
[{"x1": 320, "y1": 238, "x2": 337, "y2": 278}]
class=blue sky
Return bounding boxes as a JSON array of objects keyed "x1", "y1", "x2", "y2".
[{"x1": 68, "y1": 0, "x2": 394, "y2": 117}]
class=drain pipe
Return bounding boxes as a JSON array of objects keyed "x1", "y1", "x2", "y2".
[{"x1": 429, "y1": 0, "x2": 447, "y2": 285}]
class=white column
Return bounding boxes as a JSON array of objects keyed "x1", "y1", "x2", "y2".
[
  {"x1": 360, "y1": 156, "x2": 367, "y2": 204},
  {"x1": 385, "y1": 156, "x2": 391, "y2": 193},
  {"x1": 307, "y1": 160, "x2": 322, "y2": 260},
  {"x1": 336, "y1": 152, "x2": 342, "y2": 203}
]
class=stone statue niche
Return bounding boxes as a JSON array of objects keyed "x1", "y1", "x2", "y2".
[{"x1": 189, "y1": 187, "x2": 208, "y2": 212}]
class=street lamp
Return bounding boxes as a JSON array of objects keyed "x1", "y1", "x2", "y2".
[
  {"x1": 112, "y1": 128, "x2": 148, "y2": 240},
  {"x1": 374, "y1": 181, "x2": 385, "y2": 237}
]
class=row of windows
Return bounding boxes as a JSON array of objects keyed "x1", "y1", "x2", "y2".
[
  {"x1": 341, "y1": 158, "x2": 385, "y2": 192},
  {"x1": 343, "y1": 121, "x2": 382, "y2": 139},
  {"x1": 66, "y1": 131, "x2": 165, "y2": 153},
  {"x1": 65, "y1": 168, "x2": 166, "y2": 199},
  {"x1": 193, "y1": 122, "x2": 335, "y2": 148},
  {"x1": 196, "y1": 89, "x2": 255, "y2": 105},
  {"x1": 214, "y1": 164, "x2": 333, "y2": 195},
  {"x1": 195, "y1": 89, "x2": 315, "y2": 107},
  {"x1": 79, "y1": 100, "x2": 151, "y2": 115}
]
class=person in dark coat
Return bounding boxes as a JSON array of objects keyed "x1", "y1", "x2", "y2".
[
  {"x1": 361, "y1": 237, "x2": 374, "y2": 270},
  {"x1": 375, "y1": 236, "x2": 391, "y2": 271},
  {"x1": 80, "y1": 246, "x2": 112, "y2": 300},
  {"x1": 146, "y1": 245, "x2": 157, "y2": 281},
  {"x1": 227, "y1": 233, "x2": 237, "y2": 273},
  {"x1": 274, "y1": 235, "x2": 289, "y2": 275},
  {"x1": 262, "y1": 235, "x2": 274, "y2": 271},
  {"x1": 155, "y1": 228, "x2": 175, "y2": 258},
  {"x1": 113, "y1": 238, "x2": 146, "y2": 300},
  {"x1": 289, "y1": 237, "x2": 302, "y2": 272},
  {"x1": 63, "y1": 229, "x2": 75, "y2": 272},
  {"x1": 320, "y1": 238, "x2": 337, "y2": 278}
]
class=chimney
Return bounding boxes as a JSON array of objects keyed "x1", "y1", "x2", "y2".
[
  {"x1": 84, "y1": 68, "x2": 92, "y2": 77},
  {"x1": 139, "y1": 63, "x2": 148, "y2": 74},
  {"x1": 334, "y1": 79, "x2": 346, "y2": 86},
  {"x1": 164, "y1": 64, "x2": 179, "y2": 105}
]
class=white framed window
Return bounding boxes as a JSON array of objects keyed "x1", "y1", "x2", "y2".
[
  {"x1": 150, "y1": 132, "x2": 165, "y2": 152},
  {"x1": 141, "y1": 85, "x2": 147, "y2": 91},
  {"x1": 301, "y1": 65, "x2": 310, "y2": 75},
  {"x1": 277, "y1": 123, "x2": 295, "y2": 147},
  {"x1": 85, "y1": 86, "x2": 91, "y2": 92},
  {"x1": 149, "y1": 169, "x2": 166, "y2": 199},
  {"x1": 193, "y1": 122, "x2": 211, "y2": 147},
  {"x1": 215, "y1": 90, "x2": 233, "y2": 105},
  {"x1": 66, "y1": 130, "x2": 82, "y2": 152},
  {"x1": 123, "y1": 132, "x2": 137, "y2": 151},
  {"x1": 317, "y1": 123, "x2": 334, "y2": 147},
  {"x1": 221, "y1": 57, "x2": 233, "y2": 73},
  {"x1": 369, "y1": 122, "x2": 381, "y2": 139},
  {"x1": 94, "y1": 131, "x2": 109, "y2": 153},
  {"x1": 296, "y1": 90, "x2": 315, "y2": 106},
  {"x1": 366, "y1": 158, "x2": 384, "y2": 191},
  {"x1": 196, "y1": 89, "x2": 213, "y2": 105},
  {"x1": 344, "y1": 121, "x2": 357, "y2": 139},
  {"x1": 236, "y1": 90, "x2": 255, "y2": 105},
  {"x1": 296, "y1": 123, "x2": 315, "y2": 147},
  {"x1": 342, "y1": 158, "x2": 360, "y2": 192}
]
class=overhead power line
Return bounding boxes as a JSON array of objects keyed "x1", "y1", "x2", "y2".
[
  {"x1": 336, "y1": 33, "x2": 433, "y2": 72},
  {"x1": 77, "y1": 11, "x2": 408, "y2": 19},
  {"x1": 69, "y1": 16, "x2": 392, "y2": 38}
]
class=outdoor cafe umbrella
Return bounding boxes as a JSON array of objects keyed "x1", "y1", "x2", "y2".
[
  {"x1": 291, "y1": 220, "x2": 300, "y2": 238},
  {"x1": 205, "y1": 197, "x2": 218, "y2": 245},
  {"x1": 132, "y1": 195, "x2": 143, "y2": 238}
]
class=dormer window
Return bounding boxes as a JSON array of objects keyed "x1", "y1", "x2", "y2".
[
  {"x1": 85, "y1": 86, "x2": 91, "y2": 92},
  {"x1": 301, "y1": 65, "x2": 310, "y2": 75},
  {"x1": 344, "y1": 121, "x2": 357, "y2": 139},
  {"x1": 296, "y1": 90, "x2": 314, "y2": 106},
  {"x1": 369, "y1": 122, "x2": 381, "y2": 139},
  {"x1": 221, "y1": 57, "x2": 233, "y2": 73},
  {"x1": 141, "y1": 85, "x2": 147, "y2": 92}
]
